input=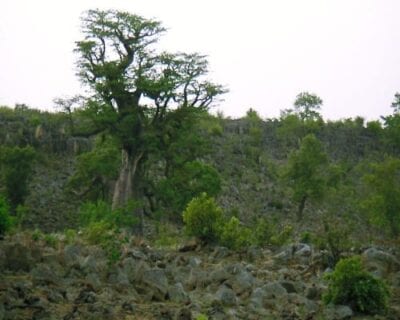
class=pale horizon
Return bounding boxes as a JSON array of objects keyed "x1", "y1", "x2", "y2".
[{"x1": 1, "y1": 0, "x2": 399, "y2": 121}]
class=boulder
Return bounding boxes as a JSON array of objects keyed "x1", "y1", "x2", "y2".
[
  {"x1": 323, "y1": 304, "x2": 353, "y2": 320},
  {"x1": 2, "y1": 243, "x2": 36, "y2": 272},
  {"x1": 141, "y1": 268, "x2": 169, "y2": 301},
  {"x1": 362, "y1": 247, "x2": 400, "y2": 275},
  {"x1": 31, "y1": 263, "x2": 61, "y2": 285},
  {"x1": 215, "y1": 285, "x2": 237, "y2": 306},
  {"x1": 263, "y1": 282, "x2": 288, "y2": 299},
  {"x1": 168, "y1": 282, "x2": 190, "y2": 304},
  {"x1": 227, "y1": 270, "x2": 256, "y2": 295}
]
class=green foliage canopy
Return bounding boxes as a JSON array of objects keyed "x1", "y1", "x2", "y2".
[
  {"x1": 362, "y1": 157, "x2": 400, "y2": 237},
  {"x1": 324, "y1": 256, "x2": 389, "y2": 314},
  {"x1": 0, "y1": 145, "x2": 36, "y2": 208},
  {"x1": 284, "y1": 134, "x2": 328, "y2": 220}
]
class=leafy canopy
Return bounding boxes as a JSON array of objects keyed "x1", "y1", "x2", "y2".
[
  {"x1": 294, "y1": 91, "x2": 323, "y2": 121},
  {"x1": 362, "y1": 157, "x2": 400, "y2": 237},
  {"x1": 75, "y1": 9, "x2": 226, "y2": 153},
  {"x1": 284, "y1": 134, "x2": 328, "y2": 219}
]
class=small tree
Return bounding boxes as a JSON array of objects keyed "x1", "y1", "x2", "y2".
[
  {"x1": 0, "y1": 196, "x2": 13, "y2": 236},
  {"x1": 294, "y1": 92, "x2": 323, "y2": 121},
  {"x1": 362, "y1": 157, "x2": 400, "y2": 237},
  {"x1": 67, "y1": 137, "x2": 120, "y2": 201},
  {"x1": 182, "y1": 193, "x2": 223, "y2": 242},
  {"x1": 0, "y1": 146, "x2": 36, "y2": 208},
  {"x1": 157, "y1": 161, "x2": 221, "y2": 217},
  {"x1": 382, "y1": 92, "x2": 400, "y2": 152},
  {"x1": 284, "y1": 134, "x2": 328, "y2": 220},
  {"x1": 324, "y1": 256, "x2": 389, "y2": 315}
]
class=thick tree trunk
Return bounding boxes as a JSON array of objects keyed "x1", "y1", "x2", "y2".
[
  {"x1": 112, "y1": 148, "x2": 144, "y2": 232},
  {"x1": 297, "y1": 195, "x2": 307, "y2": 221}
]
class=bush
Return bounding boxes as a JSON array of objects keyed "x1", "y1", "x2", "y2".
[
  {"x1": 314, "y1": 219, "x2": 353, "y2": 267},
  {"x1": 84, "y1": 220, "x2": 124, "y2": 265},
  {"x1": 252, "y1": 218, "x2": 293, "y2": 247},
  {"x1": 182, "y1": 193, "x2": 223, "y2": 242},
  {"x1": 0, "y1": 146, "x2": 36, "y2": 208},
  {"x1": 324, "y1": 256, "x2": 389, "y2": 314},
  {"x1": 220, "y1": 217, "x2": 252, "y2": 250},
  {"x1": 0, "y1": 196, "x2": 13, "y2": 235},
  {"x1": 79, "y1": 201, "x2": 136, "y2": 264},
  {"x1": 79, "y1": 200, "x2": 137, "y2": 229}
]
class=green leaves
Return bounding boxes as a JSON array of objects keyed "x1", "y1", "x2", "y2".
[
  {"x1": 0, "y1": 145, "x2": 36, "y2": 208},
  {"x1": 182, "y1": 193, "x2": 223, "y2": 242},
  {"x1": 283, "y1": 134, "x2": 328, "y2": 219},
  {"x1": 324, "y1": 256, "x2": 389, "y2": 314},
  {"x1": 361, "y1": 157, "x2": 400, "y2": 237},
  {"x1": 294, "y1": 91, "x2": 323, "y2": 121}
]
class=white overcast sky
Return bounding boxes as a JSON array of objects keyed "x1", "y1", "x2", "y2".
[{"x1": 1, "y1": 0, "x2": 399, "y2": 120}]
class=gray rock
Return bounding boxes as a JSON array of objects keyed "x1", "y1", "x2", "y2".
[
  {"x1": 279, "y1": 281, "x2": 297, "y2": 293},
  {"x1": 0, "y1": 303, "x2": 5, "y2": 320},
  {"x1": 186, "y1": 269, "x2": 210, "y2": 290},
  {"x1": 3, "y1": 243, "x2": 35, "y2": 272},
  {"x1": 363, "y1": 247, "x2": 400, "y2": 274},
  {"x1": 295, "y1": 243, "x2": 312, "y2": 257},
  {"x1": 188, "y1": 256, "x2": 202, "y2": 268},
  {"x1": 175, "y1": 307, "x2": 192, "y2": 320},
  {"x1": 168, "y1": 282, "x2": 190, "y2": 303},
  {"x1": 335, "y1": 305, "x2": 353, "y2": 319},
  {"x1": 210, "y1": 267, "x2": 231, "y2": 284},
  {"x1": 227, "y1": 270, "x2": 256, "y2": 295},
  {"x1": 79, "y1": 254, "x2": 106, "y2": 275},
  {"x1": 249, "y1": 287, "x2": 266, "y2": 308},
  {"x1": 263, "y1": 282, "x2": 287, "y2": 299},
  {"x1": 324, "y1": 304, "x2": 353, "y2": 320},
  {"x1": 142, "y1": 268, "x2": 169, "y2": 301},
  {"x1": 85, "y1": 273, "x2": 103, "y2": 292},
  {"x1": 125, "y1": 259, "x2": 150, "y2": 283},
  {"x1": 305, "y1": 284, "x2": 322, "y2": 300},
  {"x1": 215, "y1": 285, "x2": 237, "y2": 306},
  {"x1": 31, "y1": 263, "x2": 61, "y2": 285},
  {"x1": 63, "y1": 244, "x2": 82, "y2": 267},
  {"x1": 211, "y1": 246, "x2": 230, "y2": 260}
]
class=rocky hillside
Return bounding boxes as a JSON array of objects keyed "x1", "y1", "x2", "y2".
[{"x1": 1, "y1": 232, "x2": 399, "y2": 320}]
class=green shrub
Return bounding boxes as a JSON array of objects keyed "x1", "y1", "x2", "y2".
[
  {"x1": 32, "y1": 229, "x2": 43, "y2": 241},
  {"x1": 44, "y1": 234, "x2": 58, "y2": 248},
  {"x1": 0, "y1": 196, "x2": 14, "y2": 235},
  {"x1": 0, "y1": 146, "x2": 36, "y2": 208},
  {"x1": 79, "y1": 200, "x2": 137, "y2": 229},
  {"x1": 324, "y1": 256, "x2": 389, "y2": 314},
  {"x1": 64, "y1": 229, "x2": 77, "y2": 244},
  {"x1": 84, "y1": 220, "x2": 123, "y2": 265},
  {"x1": 300, "y1": 231, "x2": 312, "y2": 244},
  {"x1": 220, "y1": 217, "x2": 252, "y2": 250},
  {"x1": 314, "y1": 219, "x2": 353, "y2": 266},
  {"x1": 195, "y1": 314, "x2": 208, "y2": 320},
  {"x1": 270, "y1": 224, "x2": 293, "y2": 246},
  {"x1": 182, "y1": 193, "x2": 223, "y2": 242},
  {"x1": 252, "y1": 218, "x2": 293, "y2": 247},
  {"x1": 154, "y1": 222, "x2": 181, "y2": 249}
]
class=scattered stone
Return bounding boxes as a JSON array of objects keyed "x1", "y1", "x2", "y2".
[
  {"x1": 263, "y1": 282, "x2": 288, "y2": 299},
  {"x1": 168, "y1": 282, "x2": 190, "y2": 304},
  {"x1": 215, "y1": 285, "x2": 237, "y2": 306},
  {"x1": 175, "y1": 307, "x2": 192, "y2": 320},
  {"x1": 211, "y1": 246, "x2": 230, "y2": 260},
  {"x1": 31, "y1": 263, "x2": 61, "y2": 285},
  {"x1": 3, "y1": 243, "x2": 35, "y2": 272},
  {"x1": 279, "y1": 280, "x2": 298, "y2": 293},
  {"x1": 141, "y1": 268, "x2": 169, "y2": 301},
  {"x1": 178, "y1": 239, "x2": 200, "y2": 252}
]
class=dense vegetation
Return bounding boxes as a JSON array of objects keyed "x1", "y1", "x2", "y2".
[{"x1": 0, "y1": 9, "x2": 399, "y2": 317}]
